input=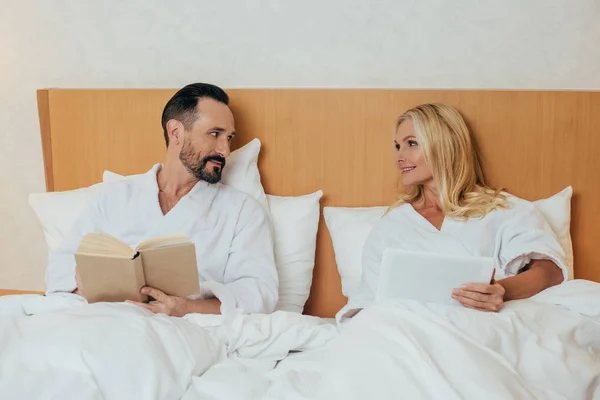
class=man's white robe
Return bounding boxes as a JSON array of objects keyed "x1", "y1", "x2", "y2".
[{"x1": 46, "y1": 164, "x2": 279, "y2": 314}]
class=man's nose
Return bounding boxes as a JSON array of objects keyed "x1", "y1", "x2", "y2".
[{"x1": 216, "y1": 137, "x2": 231, "y2": 158}]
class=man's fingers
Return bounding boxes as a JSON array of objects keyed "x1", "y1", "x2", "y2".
[
  {"x1": 125, "y1": 300, "x2": 149, "y2": 308},
  {"x1": 141, "y1": 286, "x2": 167, "y2": 302},
  {"x1": 125, "y1": 300, "x2": 160, "y2": 313}
]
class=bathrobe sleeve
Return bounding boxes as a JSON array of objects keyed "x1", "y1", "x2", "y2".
[
  {"x1": 199, "y1": 197, "x2": 279, "y2": 314},
  {"x1": 495, "y1": 200, "x2": 569, "y2": 281},
  {"x1": 45, "y1": 191, "x2": 107, "y2": 294}
]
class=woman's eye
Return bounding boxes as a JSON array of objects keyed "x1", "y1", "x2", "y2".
[
  {"x1": 408, "y1": 140, "x2": 418, "y2": 147},
  {"x1": 210, "y1": 132, "x2": 218, "y2": 137},
  {"x1": 227, "y1": 135, "x2": 234, "y2": 142},
  {"x1": 394, "y1": 143, "x2": 400, "y2": 151}
]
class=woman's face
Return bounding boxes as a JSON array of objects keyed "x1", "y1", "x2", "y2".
[{"x1": 394, "y1": 119, "x2": 433, "y2": 187}]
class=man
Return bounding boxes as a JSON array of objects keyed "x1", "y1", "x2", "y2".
[{"x1": 45, "y1": 83, "x2": 279, "y2": 316}]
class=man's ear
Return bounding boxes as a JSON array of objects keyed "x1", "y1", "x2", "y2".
[{"x1": 166, "y1": 120, "x2": 183, "y2": 146}]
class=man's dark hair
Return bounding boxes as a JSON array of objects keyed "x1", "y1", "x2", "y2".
[{"x1": 161, "y1": 83, "x2": 229, "y2": 146}]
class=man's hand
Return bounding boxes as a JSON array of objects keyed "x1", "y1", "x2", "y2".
[
  {"x1": 126, "y1": 286, "x2": 189, "y2": 317},
  {"x1": 451, "y1": 270, "x2": 505, "y2": 312}
]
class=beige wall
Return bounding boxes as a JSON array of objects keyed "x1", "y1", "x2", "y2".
[{"x1": 1, "y1": 0, "x2": 599, "y2": 290}]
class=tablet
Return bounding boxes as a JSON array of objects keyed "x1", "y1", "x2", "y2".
[{"x1": 375, "y1": 248, "x2": 495, "y2": 306}]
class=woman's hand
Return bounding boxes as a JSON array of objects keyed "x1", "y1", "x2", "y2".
[
  {"x1": 452, "y1": 272, "x2": 506, "y2": 312},
  {"x1": 126, "y1": 286, "x2": 189, "y2": 317}
]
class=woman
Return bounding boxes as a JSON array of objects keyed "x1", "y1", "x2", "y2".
[{"x1": 337, "y1": 103, "x2": 567, "y2": 322}]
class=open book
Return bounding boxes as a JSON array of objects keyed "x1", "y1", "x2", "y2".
[{"x1": 74, "y1": 232, "x2": 200, "y2": 303}]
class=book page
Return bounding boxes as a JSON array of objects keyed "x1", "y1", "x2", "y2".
[
  {"x1": 136, "y1": 233, "x2": 191, "y2": 252},
  {"x1": 76, "y1": 232, "x2": 134, "y2": 258}
]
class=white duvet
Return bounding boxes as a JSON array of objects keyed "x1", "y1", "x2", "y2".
[
  {"x1": 0, "y1": 294, "x2": 336, "y2": 400},
  {"x1": 0, "y1": 280, "x2": 598, "y2": 400},
  {"x1": 315, "y1": 279, "x2": 600, "y2": 400}
]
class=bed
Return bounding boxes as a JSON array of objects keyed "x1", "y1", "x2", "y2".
[{"x1": 0, "y1": 89, "x2": 599, "y2": 399}]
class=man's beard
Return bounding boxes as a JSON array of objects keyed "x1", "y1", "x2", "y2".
[{"x1": 179, "y1": 140, "x2": 226, "y2": 184}]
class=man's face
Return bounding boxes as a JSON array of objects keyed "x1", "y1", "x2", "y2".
[{"x1": 178, "y1": 99, "x2": 236, "y2": 184}]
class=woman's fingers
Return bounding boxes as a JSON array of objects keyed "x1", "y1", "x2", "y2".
[
  {"x1": 452, "y1": 294, "x2": 488, "y2": 309},
  {"x1": 452, "y1": 290, "x2": 503, "y2": 312},
  {"x1": 453, "y1": 295, "x2": 497, "y2": 311},
  {"x1": 460, "y1": 283, "x2": 495, "y2": 294},
  {"x1": 452, "y1": 288, "x2": 488, "y2": 301}
]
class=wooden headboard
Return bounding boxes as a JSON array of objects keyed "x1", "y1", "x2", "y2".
[{"x1": 36, "y1": 89, "x2": 600, "y2": 317}]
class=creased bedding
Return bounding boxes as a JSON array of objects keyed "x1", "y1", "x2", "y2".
[
  {"x1": 0, "y1": 294, "x2": 336, "y2": 400},
  {"x1": 175, "y1": 281, "x2": 600, "y2": 400},
  {"x1": 314, "y1": 279, "x2": 600, "y2": 400},
  {"x1": 0, "y1": 302, "x2": 225, "y2": 399},
  {"x1": 181, "y1": 314, "x2": 336, "y2": 400},
  {"x1": 0, "y1": 280, "x2": 598, "y2": 400}
]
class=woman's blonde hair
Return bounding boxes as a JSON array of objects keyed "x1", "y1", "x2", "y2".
[{"x1": 389, "y1": 103, "x2": 507, "y2": 219}]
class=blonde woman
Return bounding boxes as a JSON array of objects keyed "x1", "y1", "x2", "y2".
[{"x1": 337, "y1": 103, "x2": 567, "y2": 322}]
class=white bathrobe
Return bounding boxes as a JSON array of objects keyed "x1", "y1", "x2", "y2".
[
  {"x1": 45, "y1": 164, "x2": 279, "y2": 315},
  {"x1": 337, "y1": 194, "x2": 569, "y2": 322}
]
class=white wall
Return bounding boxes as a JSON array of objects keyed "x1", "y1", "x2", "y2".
[{"x1": 1, "y1": 0, "x2": 599, "y2": 290}]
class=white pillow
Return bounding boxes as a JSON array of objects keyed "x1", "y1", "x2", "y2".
[
  {"x1": 29, "y1": 183, "x2": 106, "y2": 254},
  {"x1": 325, "y1": 186, "x2": 574, "y2": 298},
  {"x1": 323, "y1": 206, "x2": 387, "y2": 297},
  {"x1": 220, "y1": 139, "x2": 268, "y2": 212},
  {"x1": 267, "y1": 191, "x2": 323, "y2": 313},
  {"x1": 533, "y1": 186, "x2": 574, "y2": 279}
]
